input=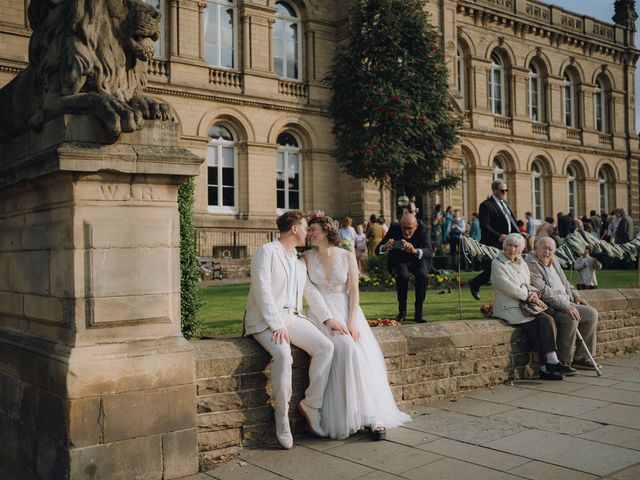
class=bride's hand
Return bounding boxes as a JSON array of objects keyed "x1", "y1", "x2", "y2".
[
  {"x1": 324, "y1": 318, "x2": 349, "y2": 336},
  {"x1": 348, "y1": 321, "x2": 360, "y2": 342}
]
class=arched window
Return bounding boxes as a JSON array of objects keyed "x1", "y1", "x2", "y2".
[
  {"x1": 489, "y1": 52, "x2": 505, "y2": 115},
  {"x1": 562, "y1": 71, "x2": 576, "y2": 127},
  {"x1": 276, "y1": 132, "x2": 301, "y2": 210},
  {"x1": 594, "y1": 77, "x2": 606, "y2": 133},
  {"x1": 567, "y1": 165, "x2": 578, "y2": 215},
  {"x1": 493, "y1": 157, "x2": 506, "y2": 182},
  {"x1": 144, "y1": 0, "x2": 165, "y2": 58},
  {"x1": 274, "y1": 2, "x2": 301, "y2": 80},
  {"x1": 528, "y1": 63, "x2": 541, "y2": 122},
  {"x1": 457, "y1": 46, "x2": 466, "y2": 108},
  {"x1": 531, "y1": 161, "x2": 544, "y2": 220},
  {"x1": 207, "y1": 124, "x2": 237, "y2": 212},
  {"x1": 599, "y1": 167, "x2": 612, "y2": 214},
  {"x1": 204, "y1": 0, "x2": 237, "y2": 69}
]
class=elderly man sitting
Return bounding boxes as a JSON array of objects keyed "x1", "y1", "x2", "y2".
[{"x1": 525, "y1": 237, "x2": 599, "y2": 370}]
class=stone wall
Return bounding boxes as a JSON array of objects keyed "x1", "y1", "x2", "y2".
[{"x1": 193, "y1": 288, "x2": 640, "y2": 468}]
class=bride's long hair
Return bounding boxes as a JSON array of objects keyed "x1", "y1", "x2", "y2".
[{"x1": 308, "y1": 211, "x2": 340, "y2": 246}]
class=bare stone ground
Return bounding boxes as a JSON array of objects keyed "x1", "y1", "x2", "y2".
[{"x1": 187, "y1": 353, "x2": 640, "y2": 480}]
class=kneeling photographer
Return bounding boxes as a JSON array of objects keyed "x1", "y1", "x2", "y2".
[{"x1": 376, "y1": 214, "x2": 432, "y2": 323}]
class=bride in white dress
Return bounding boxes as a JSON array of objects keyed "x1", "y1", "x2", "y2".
[{"x1": 305, "y1": 212, "x2": 410, "y2": 440}]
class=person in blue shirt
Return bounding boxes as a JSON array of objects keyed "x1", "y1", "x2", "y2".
[{"x1": 469, "y1": 212, "x2": 481, "y2": 242}]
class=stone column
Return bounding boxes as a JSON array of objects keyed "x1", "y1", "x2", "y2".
[{"x1": 0, "y1": 116, "x2": 202, "y2": 479}]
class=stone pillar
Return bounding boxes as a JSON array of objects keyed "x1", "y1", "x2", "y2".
[{"x1": 0, "y1": 116, "x2": 202, "y2": 479}]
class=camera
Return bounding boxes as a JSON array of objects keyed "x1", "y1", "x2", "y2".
[{"x1": 392, "y1": 240, "x2": 404, "y2": 250}]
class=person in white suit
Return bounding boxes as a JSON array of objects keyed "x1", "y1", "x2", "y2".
[{"x1": 244, "y1": 210, "x2": 349, "y2": 449}]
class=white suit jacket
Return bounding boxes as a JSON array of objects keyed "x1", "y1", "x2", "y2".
[{"x1": 243, "y1": 240, "x2": 332, "y2": 335}]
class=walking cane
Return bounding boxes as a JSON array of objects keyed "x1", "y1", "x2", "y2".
[{"x1": 575, "y1": 329, "x2": 603, "y2": 377}]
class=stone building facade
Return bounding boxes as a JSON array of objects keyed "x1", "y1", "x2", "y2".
[{"x1": 0, "y1": 0, "x2": 638, "y2": 257}]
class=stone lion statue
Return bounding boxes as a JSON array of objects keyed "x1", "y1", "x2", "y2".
[{"x1": 0, "y1": 0, "x2": 173, "y2": 142}]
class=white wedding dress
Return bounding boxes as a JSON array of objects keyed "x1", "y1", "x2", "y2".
[{"x1": 305, "y1": 247, "x2": 410, "y2": 439}]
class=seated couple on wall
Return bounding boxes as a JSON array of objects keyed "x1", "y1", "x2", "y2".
[{"x1": 243, "y1": 210, "x2": 410, "y2": 449}]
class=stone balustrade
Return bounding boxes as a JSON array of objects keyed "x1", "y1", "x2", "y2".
[{"x1": 192, "y1": 288, "x2": 640, "y2": 469}]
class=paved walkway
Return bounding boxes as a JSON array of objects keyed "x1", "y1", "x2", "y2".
[{"x1": 190, "y1": 353, "x2": 640, "y2": 480}]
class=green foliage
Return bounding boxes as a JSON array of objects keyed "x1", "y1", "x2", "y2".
[
  {"x1": 327, "y1": 0, "x2": 460, "y2": 193},
  {"x1": 178, "y1": 177, "x2": 203, "y2": 338}
]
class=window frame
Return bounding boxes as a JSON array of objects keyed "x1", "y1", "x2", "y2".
[
  {"x1": 203, "y1": 0, "x2": 238, "y2": 70},
  {"x1": 493, "y1": 157, "x2": 506, "y2": 182},
  {"x1": 206, "y1": 124, "x2": 238, "y2": 214},
  {"x1": 273, "y1": 1, "x2": 302, "y2": 81},
  {"x1": 489, "y1": 52, "x2": 505, "y2": 116},
  {"x1": 528, "y1": 63, "x2": 541, "y2": 122},
  {"x1": 562, "y1": 71, "x2": 576, "y2": 128},
  {"x1": 594, "y1": 77, "x2": 606, "y2": 133},
  {"x1": 457, "y1": 46, "x2": 466, "y2": 108},
  {"x1": 276, "y1": 132, "x2": 303, "y2": 213},
  {"x1": 598, "y1": 168, "x2": 610, "y2": 214},
  {"x1": 531, "y1": 161, "x2": 544, "y2": 220},
  {"x1": 567, "y1": 165, "x2": 578, "y2": 215}
]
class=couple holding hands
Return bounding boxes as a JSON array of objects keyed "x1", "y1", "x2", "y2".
[{"x1": 244, "y1": 210, "x2": 410, "y2": 449}]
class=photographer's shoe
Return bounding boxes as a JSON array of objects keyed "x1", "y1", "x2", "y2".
[{"x1": 395, "y1": 311, "x2": 406, "y2": 323}]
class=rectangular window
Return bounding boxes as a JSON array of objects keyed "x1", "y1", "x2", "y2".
[
  {"x1": 529, "y1": 77, "x2": 539, "y2": 122},
  {"x1": 276, "y1": 151, "x2": 300, "y2": 210},
  {"x1": 564, "y1": 85, "x2": 573, "y2": 127},
  {"x1": 595, "y1": 92, "x2": 604, "y2": 132},
  {"x1": 204, "y1": 2, "x2": 236, "y2": 69},
  {"x1": 207, "y1": 144, "x2": 236, "y2": 210}
]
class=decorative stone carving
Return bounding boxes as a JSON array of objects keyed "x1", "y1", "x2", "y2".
[{"x1": 0, "y1": 0, "x2": 173, "y2": 142}]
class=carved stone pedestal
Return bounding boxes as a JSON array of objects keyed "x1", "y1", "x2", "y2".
[{"x1": 0, "y1": 117, "x2": 202, "y2": 479}]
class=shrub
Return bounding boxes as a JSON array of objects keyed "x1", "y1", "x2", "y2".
[{"x1": 178, "y1": 177, "x2": 203, "y2": 338}]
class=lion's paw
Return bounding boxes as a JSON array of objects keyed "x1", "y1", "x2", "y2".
[{"x1": 130, "y1": 95, "x2": 174, "y2": 122}]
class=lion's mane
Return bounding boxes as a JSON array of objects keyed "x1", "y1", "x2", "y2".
[{"x1": 28, "y1": 0, "x2": 149, "y2": 103}]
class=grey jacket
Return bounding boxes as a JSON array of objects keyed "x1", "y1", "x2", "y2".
[{"x1": 525, "y1": 251, "x2": 579, "y2": 312}]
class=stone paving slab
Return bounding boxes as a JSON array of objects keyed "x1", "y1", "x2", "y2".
[
  {"x1": 425, "y1": 397, "x2": 518, "y2": 417},
  {"x1": 578, "y1": 403, "x2": 640, "y2": 429},
  {"x1": 401, "y1": 457, "x2": 523, "y2": 480},
  {"x1": 577, "y1": 424, "x2": 640, "y2": 451},
  {"x1": 504, "y1": 390, "x2": 610, "y2": 416},
  {"x1": 505, "y1": 460, "x2": 598, "y2": 480},
  {"x1": 610, "y1": 463, "x2": 640, "y2": 480},
  {"x1": 323, "y1": 438, "x2": 442, "y2": 475},
  {"x1": 489, "y1": 407, "x2": 602, "y2": 436},
  {"x1": 567, "y1": 384, "x2": 640, "y2": 406},
  {"x1": 484, "y1": 430, "x2": 640, "y2": 476},
  {"x1": 465, "y1": 385, "x2": 534, "y2": 403},
  {"x1": 416, "y1": 437, "x2": 529, "y2": 471},
  {"x1": 608, "y1": 380, "x2": 640, "y2": 391}
]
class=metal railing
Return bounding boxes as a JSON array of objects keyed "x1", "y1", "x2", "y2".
[{"x1": 197, "y1": 229, "x2": 279, "y2": 259}]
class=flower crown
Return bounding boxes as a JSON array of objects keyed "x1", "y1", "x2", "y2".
[{"x1": 308, "y1": 210, "x2": 334, "y2": 225}]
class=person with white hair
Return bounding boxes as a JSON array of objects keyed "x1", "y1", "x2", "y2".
[
  {"x1": 491, "y1": 233, "x2": 575, "y2": 380},
  {"x1": 526, "y1": 236, "x2": 600, "y2": 371}
]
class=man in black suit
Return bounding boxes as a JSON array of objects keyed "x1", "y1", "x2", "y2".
[
  {"x1": 468, "y1": 180, "x2": 526, "y2": 300},
  {"x1": 557, "y1": 211, "x2": 575, "y2": 238},
  {"x1": 376, "y1": 214, "x2": 432, "y2": 323}
]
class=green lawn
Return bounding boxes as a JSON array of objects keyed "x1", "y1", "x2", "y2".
[{"x1": 199, "y1": 269, "x2": 638, "y2": 336}]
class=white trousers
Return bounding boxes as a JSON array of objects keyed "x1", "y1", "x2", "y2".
[{"x1": 253, "y1": 315, "x2": 334, "y2": 417}]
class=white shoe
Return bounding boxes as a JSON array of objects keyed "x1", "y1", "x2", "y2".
[
  {"x1": 275, "y1": 415, "x2": 293, "y2": 449},
  {"x1": 298, "y1": 400, "x2": 328, "y2": 438}
]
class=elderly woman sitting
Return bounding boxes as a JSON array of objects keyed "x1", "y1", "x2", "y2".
[
  {"x1": 491, "y1": 233, "x2": 575, "y2": 380},
  {"x1": 525, "y1": 237, "x2": 599, "y2": 370}
]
